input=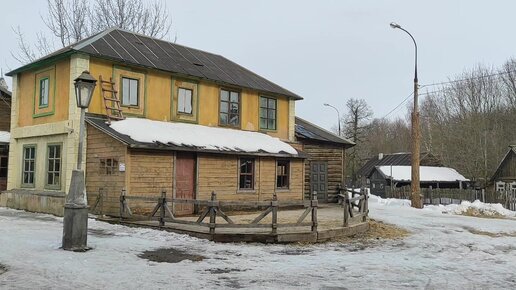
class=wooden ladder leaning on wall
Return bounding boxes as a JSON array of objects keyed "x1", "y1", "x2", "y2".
[{"x1": 99, "y1": 75, "x2": 125, "y2": 123}]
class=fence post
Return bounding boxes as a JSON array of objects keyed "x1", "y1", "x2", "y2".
[
  {"x1": 429, "y1": 186, "x2": 433, "y2": 205},
  {"x1": 119, "y1": 188, "x2": 126, "y2": 220},
  {"x1": 209, "y1": 191, "x2": 217, "y2": 235},
  {"x1": 311, "y1": 191, "x2": 318, "y2": 233},
  {"x1": 343, "y1": 191, "x2": 349, "y2": 227},
  {"x1": 159, "y1": 189, "x2": 166, "y2": 227},
  {"x1": 361, "y1": 187, "x2": 368, "y2": 222},
  {"x1": 271, "y1": 193, "x2": 278, "y2": 235},
  {"x1": 482, "y1": 189, "x2": 485, "y2": 203}
]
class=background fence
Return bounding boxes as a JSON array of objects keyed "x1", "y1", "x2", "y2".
[{"x1": 386, "y1": 186, "x2": 516, "y2": 211}]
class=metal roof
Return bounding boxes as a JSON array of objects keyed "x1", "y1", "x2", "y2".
[
  {"x1": 359, "y1": 152, "x2": 443, "y2": 178},
  {"x1": 295, "y1": 117, "x2": 355, "y2": 147},
  {"x1": 8, "y1": 28, "x2": 302, "y2": 100}
]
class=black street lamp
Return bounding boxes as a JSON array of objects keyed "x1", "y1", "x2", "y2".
[
  {"x1": 390, "y1": 22, "x2": 422, "y2": 208},
  {"x1": 62, "y1": 71, "x2": 97, "y2": 251}
]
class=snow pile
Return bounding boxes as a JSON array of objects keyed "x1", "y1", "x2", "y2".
[
  {"x1": 377, "y1": 165, "x2": 469, "y2": 182},
  {"x1": 425, "y1": 200, "x2": 516, "y2": 218},
  {"x1": 110, "y1": 118, "x2": 298, "y2": 155},
  {"x1": 368, "y1": 194, "x2": 412, "y2": 207},
  {"x1": 0, "y1": 131, "x2": 9, "y2": 143}
]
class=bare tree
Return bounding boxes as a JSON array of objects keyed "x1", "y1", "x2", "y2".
[
  {"x1": 342, "y1": 98, "x2": 373, "y2": 184},
  {"x1": 13, "y1": 0, "x2": 173, "y2": 63}
]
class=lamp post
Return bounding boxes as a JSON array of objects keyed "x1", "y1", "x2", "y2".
[
  {"x1": 62, "y1": 71, "x2": 97, "y2": 251},
  {"x1": 390, "y1": 22, "x2": 422, "y2": 208},
  {"x1": 323, "y1": 103, "x2": 341, "y2": 136}
]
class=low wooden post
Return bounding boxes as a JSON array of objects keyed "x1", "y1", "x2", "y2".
[
  {"x1": 119, "y1": 189, "x2": 126, "y2": 220},
  {"x1": 271, "y1": 193, "x2": 278, "y2": 235},
  {"x1": 311, "y1": 191, "x2": 318, "y2": 233},
  {"x1": 343, "y1": 190, "x2": 349, "y2": 227},
  {"x1": 362, "y1": 189, "x2": 368, "y2": 222},
  {"x1": 209, "y1": 191, "x2": 217, "y2": 235},
  {"x1": 159, "y1": 189, "x2": 166, "y2": 227},
  {"x1": 482, "y1": 189, "x2": 485, "y2": 203},
  {"x1": 429, "y1": 186, "x2": 433, "y2": 205}
]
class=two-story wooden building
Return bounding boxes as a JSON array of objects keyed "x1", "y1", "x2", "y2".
[{"x1": 2, "y1": 28, "x2": 307, "y2": 216}]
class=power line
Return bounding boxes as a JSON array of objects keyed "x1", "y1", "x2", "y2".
[{"x1": 381, "y1": 91, "x2": 413, "y2": 119}]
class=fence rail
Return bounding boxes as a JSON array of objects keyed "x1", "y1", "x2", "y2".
[
  {"x1": 92, "y1": 188, "x2": 370, "y2": 234},
  {"x1": 385, "y1": 186, "x2": 516, "y2": 211}
]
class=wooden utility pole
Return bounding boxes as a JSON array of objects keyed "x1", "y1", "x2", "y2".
[{"x1": 390, "y1": 22, "x2": 422, "y2": 208}]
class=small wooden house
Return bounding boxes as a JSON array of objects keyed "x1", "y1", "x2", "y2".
[
  {"x1": 3, "y1": 28, "x2": 307, "y2": 216},
  {"x1": 357, "y1": 152, "x2": 443, "y2": 186},
  {"x1": 368, "y1": 165, "x2": 469, "y2": 197},
  {"x1": 0, "y1": 76, "x2": 11, "y2": 191},
  {"x1": 295, "y1": 117, "x2": 355, "y2": 202},
  {"x1": 490, "y1": 145, "x2": 516, "y2": 193}
]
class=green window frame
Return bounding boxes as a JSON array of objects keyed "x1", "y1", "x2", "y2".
[
  {"x1": 121, "y1": 77, "x2": 139, "y2": 107},
  {"x1": 39, "y1": 77, "x2": 49, "y2": 108},
  {"x1": 276, "y1": 160, "x2": 290, "y2": 189},
  {"x1": 239, "y1": 158, "x2": 255, "y2": 190},
  {"x1": 46, "y1": 144, "x2": 62, "y2": 189},
  {"x1": 260, "y1": 96, "x2": 277, "y2": 130},
  {"x1": 22, "y1": 145, "x2": 36, "y2": 187},
  {"x1": 219, "y1": 89, "x2": 240, "y2": 127}
]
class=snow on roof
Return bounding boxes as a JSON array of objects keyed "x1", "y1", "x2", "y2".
[
  {"x1": 377, "y1": 165, "x2": 469, "y2": 182},
  {"x1": 110, "y1": 118, "x2": 298, "y2": 155},
  {"x1": 0, "y1": 131, "x2": 10, "y2": 143}
]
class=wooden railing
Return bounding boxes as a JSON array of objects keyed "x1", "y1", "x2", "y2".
[
  {"x1": 116, "y1": 190, "x2": 321, "y2": 235},
  {"x1": 338, "y1": 187, "x2": 369, "y2": 227}
]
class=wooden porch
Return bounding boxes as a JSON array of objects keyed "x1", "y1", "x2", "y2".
[{"x1": 93, "y1": 189, "x2": 370, "y2": 243}]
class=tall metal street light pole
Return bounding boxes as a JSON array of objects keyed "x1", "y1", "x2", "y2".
[
  {"x1": 390, "y1": 22, "x2": 422, "y2": 208},
  {"x1": 323, "y1": 103, "x2": 341, "y2": 136}
]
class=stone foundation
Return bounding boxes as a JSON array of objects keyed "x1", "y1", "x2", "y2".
[{"x1": 0, "y1": 189, "x2": 65, "y2": 216}]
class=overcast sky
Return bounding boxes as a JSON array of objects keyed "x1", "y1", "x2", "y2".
[{"x1": 1, "y1": 1, "x2": 515, "y2": 131}]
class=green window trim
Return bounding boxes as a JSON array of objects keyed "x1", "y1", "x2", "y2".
[
  {"x1": 32, "y1": 66, "x2": 56, "y2": 119},
  {"x1": 45, "y1": 143, "x2": 62, "y2": 190},
  {"x1": 21, "y1": 145, "x2": 37, "y2": 188},
  {"x1": 39, "y1": 77, "x2": 50, "y2": 108},
  {"x1": 177, "y1": 87, "x2": 194, "y2": 115},
  {"x1": 260, "y1": 96, "x2": 277, "y2": 130}
]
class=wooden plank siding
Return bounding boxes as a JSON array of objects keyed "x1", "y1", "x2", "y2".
[
  {"x1": 494, "y1": 150, "x2": 516, "y2": 182},
  {"x1": 0, "y1": 98, "x2": 10, "y2": 131},
  {"x1": 197, "y1": 154, "x2": 304, "y2": 201},
  {"x1": 300, "y1": 141, "x2": 345, "y2": 202},
  {"x1": 86, "y1": 124, "x2": 127, "y2": 216}
]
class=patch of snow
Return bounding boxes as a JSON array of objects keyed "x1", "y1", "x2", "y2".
[
  {"x1": 110, "y1": 118, "x2": 298, "y2": 155},
  {"x1": 0, "y1": 131, "x2": 9, "y2": 143},
  {"x1": 425, "y1": 200, "x2": 516, "y2": 217},
  {"x1": 377, "y1": 165, "x2": 469, "y2": 182}
]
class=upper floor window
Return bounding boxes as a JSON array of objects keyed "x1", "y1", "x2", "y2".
[
  {"x1": 22, "y1": 145, "x2": 36, "y2": 187},
  {"x1": 39, "y1": 78, "x2": 49, "y2": 107},
  {"x1": 220, "y1": 89, "x2": 240, "y2": 127},
  {"x1": 178, "y1": 88, "x2": 193, "y2": 114},
  {"x1": 46, "y1": 144, "x2": 61, "y2": 189},
  {"x1": 121, "y1": 77, "x2": 139, "y2": 106},
  {"x1": 100, "y1": 158, "x2": 119, "y2": 175},
  {"x1": 276, "y1": 160, "x2": 290, "y2": 189},
  {"x1": 260, "y1": 96, "x2": 277, "y2": 130},
  {"x1": 239, "y1": 158, "x2": 254, "y2": 190}
]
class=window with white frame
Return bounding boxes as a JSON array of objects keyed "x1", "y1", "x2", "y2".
[{"x1": 178, "y1": 87, "x2": 193, "y2": 114}]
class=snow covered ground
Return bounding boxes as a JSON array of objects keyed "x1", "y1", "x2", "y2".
[{"x1": 1, "y1": 197, "x2": 516, "y2": 289}]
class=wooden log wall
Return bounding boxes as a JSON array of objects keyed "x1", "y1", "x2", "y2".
[{"x1": 301, "y1": 141, "x2": 345, "y2": 202}]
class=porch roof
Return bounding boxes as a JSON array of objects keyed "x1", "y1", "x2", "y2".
[{"x1": 86, "y1": 115, "x2": 305, "y2": 158}]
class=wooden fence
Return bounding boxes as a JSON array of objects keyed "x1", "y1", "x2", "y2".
[
  {"x1": 90, "y1": 188, "x2": 369, "y2": 234},
  {"x1": 386, "y1": 186, "x2": 516, "y2": 211}
]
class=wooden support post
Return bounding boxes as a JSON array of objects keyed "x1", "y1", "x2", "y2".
[
  {"x1": 159, "y1": 190, "x2": 166, "y2": 227},
  {"x1": 271, "y1": 193, "x2": 278, "y2": 235},
  {"x1": 209, "y1": 191, "x2": 217, "y2": 235},
  {"x1": 311, "y1": 191, "x2": 318, "y2": 233},
  {"x1": 343, "y1": 191, "x2": 349, "y2": 227},
  {"x1": 363, "y1": 189, "x2": 369, "y2": 222},
  {"x1": 119, "y1": 189, "x2": 126, "y2": 220},
  {"x1": 482, "y1": 189, "x2": 485, "y2": 203}
]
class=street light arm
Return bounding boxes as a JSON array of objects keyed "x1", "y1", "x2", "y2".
[
  {"x1": 397, "y1": 27, "x2": 418, "y2": 83},
  {"x1": 323, "y1": 103, "x2": 341, "y2": 135}
]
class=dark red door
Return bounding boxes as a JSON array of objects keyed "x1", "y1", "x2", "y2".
[{"x1": 175, "y1": 152, "x2": 196, "y2": 215}]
